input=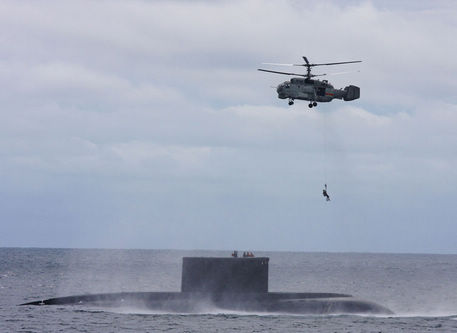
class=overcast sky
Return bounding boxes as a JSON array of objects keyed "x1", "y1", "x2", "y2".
[{"x1": 1, "y1": 0, "x2": 456, "y2": 253}]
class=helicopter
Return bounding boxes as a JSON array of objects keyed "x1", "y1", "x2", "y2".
[{"x1": 258, "y1": 56, "x2": 361, "y2": 108}]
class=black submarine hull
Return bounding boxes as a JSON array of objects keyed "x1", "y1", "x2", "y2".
[
  {"x1": 22, "y1": 257, "x2": 393, "y2": 315},
  {"x1": 21, "y1": 291, "x2": 393, "y2": 315}
]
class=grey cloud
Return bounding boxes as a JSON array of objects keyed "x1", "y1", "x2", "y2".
[{"x1": 1, "y1": 0, "x2": 457, "y2": 252}]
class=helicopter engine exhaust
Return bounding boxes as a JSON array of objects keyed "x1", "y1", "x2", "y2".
[{"x1": 343, "y1": 85, "x2": 360, "y2": 101}]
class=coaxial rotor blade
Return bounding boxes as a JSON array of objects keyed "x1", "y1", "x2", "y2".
[
  {"x1": 263, "y1": 62, "x2": 310, "y2": 67},
  {"x1": 325, "y1": 70, "x2": 360, "y2": 76},
  {"x1": 309, "y1": 60, "x2": 362, "y2": 67},
  {"x1": 257, "y1": 69, "x2": 306, "y2": 77},
  {"x1": 262, "y1": 62, "x2": 295, "y2": 66}
]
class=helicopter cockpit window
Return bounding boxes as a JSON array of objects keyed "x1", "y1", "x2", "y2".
[{"x1": 285, "y1": 84, "x2": 290, "y2": 88}]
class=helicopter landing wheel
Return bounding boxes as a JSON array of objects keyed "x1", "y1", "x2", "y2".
[
  {"x1": 313, "y1": 101, "x2": 317, "y2": 107},
  {"x1": 308, "y1": 103, "x2": 313, "y2": 108},
  {"x1": 288, "y1": 99, "x2": 294, "y2": 106}
]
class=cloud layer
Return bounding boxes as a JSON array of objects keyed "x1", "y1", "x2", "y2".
[{"x1": 1, "y1": 0, "x2": 456, "y2": 253}]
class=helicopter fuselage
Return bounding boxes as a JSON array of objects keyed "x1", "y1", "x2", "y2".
[
  {"x1": 277, "y1": 78, "x2": 359, "y2": 105},
  {"x1": 258, "y1": 56, "x2": 361, "y2": 107}
]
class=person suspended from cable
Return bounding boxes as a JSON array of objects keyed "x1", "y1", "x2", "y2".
[{"x1": 323, "y1": 184, "x2": 330, "y2": 201}]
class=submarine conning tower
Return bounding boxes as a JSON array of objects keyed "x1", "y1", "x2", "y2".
[{"x1": 181, "y1": 257, "x2": 269, "y2": 293}]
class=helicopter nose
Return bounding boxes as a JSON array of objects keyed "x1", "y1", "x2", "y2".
[{"x1": 276, "y1": 84, "x2": 283, "y2": 93}]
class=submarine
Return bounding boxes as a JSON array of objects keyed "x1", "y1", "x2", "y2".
[{"x1": 22, "y1": 256, "x2": 393, "y2": 315}]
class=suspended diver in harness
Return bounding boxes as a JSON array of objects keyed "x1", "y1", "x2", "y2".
[{"x1": 323, "y1": 184, "x2": 330, "y2": 201}]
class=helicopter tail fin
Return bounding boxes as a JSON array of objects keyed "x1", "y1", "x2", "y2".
[{"x1": 343, "y1": 85, "x2": 360, "y2": 101}]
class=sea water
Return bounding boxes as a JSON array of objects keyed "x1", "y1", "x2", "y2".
[{"x1": 1, "y1": 248, "x2": 457, "y2": 332}]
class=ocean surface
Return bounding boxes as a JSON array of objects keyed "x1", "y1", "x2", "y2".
[{"x1": 1, "y1": 248, "x2": 457, "y2": 332}]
